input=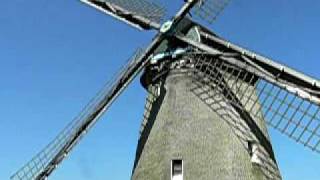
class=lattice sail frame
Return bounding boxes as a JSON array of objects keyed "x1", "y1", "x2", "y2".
[
  {"x1": 149, "y1": 51, "x2": 319, "y2": 179},
  {"x1": 10, "y1": 49, "x2": 144, "y2": 180},
  {"x1": 183, "y1": 53, "x2": 320, "y2": 154},
  {"x1": 81, "y1": 0, "x2": 166, "y2": 29},
  {"x1": 186, "y1": 55, "x2": 280, "y2": 180},
  {"x1": 192, "y1": 0, "x2": 232, "y2": 24},
  {"x1": 104, "y1": 0, "x2": 166, "y2": 22}
]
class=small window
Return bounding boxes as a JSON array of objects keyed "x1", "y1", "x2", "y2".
[
  {"x1": 171, "y1": 159, "x2": 183, "y2": 180},
  {"x1": 248, "y1": 141, "x2": 262, "y2": 165}
]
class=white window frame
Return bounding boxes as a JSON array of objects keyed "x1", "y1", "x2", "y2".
[{"x1": 171, "y1": 159, "x2": 183, "y2": 180}]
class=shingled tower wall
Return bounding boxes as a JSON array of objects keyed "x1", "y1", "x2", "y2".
[{"x1": 132, "y1": 56, "x2": 281, "y2": 180}]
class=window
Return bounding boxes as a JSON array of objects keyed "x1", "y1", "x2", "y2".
[
  {"x1": 171, "y1": 159, "x2": 183, "y2": 180},
  {"x1": 248, "y1": 141, "x2": 262, "y2": 165}
]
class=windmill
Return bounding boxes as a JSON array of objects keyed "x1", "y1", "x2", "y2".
[{"x1": 11, "y1": 0, "x2": 320, "y2": 179}]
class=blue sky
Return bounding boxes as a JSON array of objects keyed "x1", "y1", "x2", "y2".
[{"x1": 1, "y1": 0, "x2": 320, "y2": 179}]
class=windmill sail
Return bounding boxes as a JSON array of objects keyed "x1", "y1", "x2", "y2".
[
  {"x1": 10, "y1": 48, "x2": 147, "y2": 180},
  {"x1": 186, "y1": 54, "x2": 282, "y2": 179},
  {"x1": 80, "y1": 0, "x2": 166, "y2": 30},
  {"x1": 11, "y1": 0, "x2": 320, "y2": 179},
  {"x1": 11, "y1": 2, "x2": 204, "y2": 179},
  {"x1": 180, "y1": 29, "x2": 320, "y2": 154},
  {"x1": 192, "y1": 0, "x2": 232, "y2": 24}
]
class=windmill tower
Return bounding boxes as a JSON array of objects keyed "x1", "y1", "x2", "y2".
[{"x1": 11, "y1": 1, "x2": 320, "y2": 180}]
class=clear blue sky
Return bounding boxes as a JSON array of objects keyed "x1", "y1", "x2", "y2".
[{"x1": 1, "y1": 0, "x2": 320, "y2": 179}]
